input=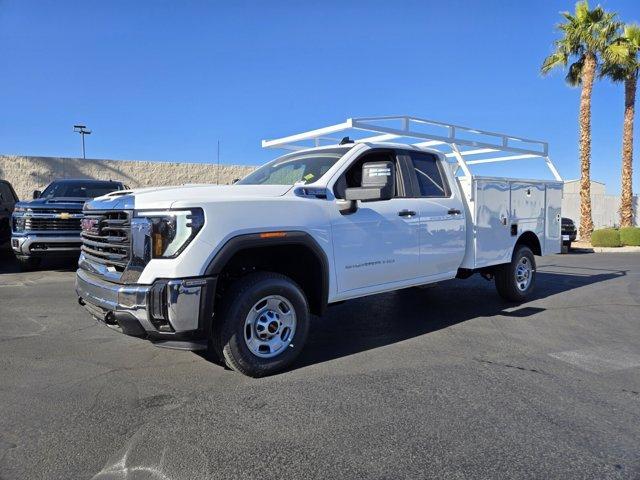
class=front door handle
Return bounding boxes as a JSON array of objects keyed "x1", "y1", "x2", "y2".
[
  {"x1": 447, "y1": 208, "x2": 461, "y2": 215},
  {"x1": 398, "y1": 209, "x2": 416, "y2": 217}
]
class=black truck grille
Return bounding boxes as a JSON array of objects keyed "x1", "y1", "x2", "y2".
[
  {"x1": 25, "y1": 217, "x2": 82, "y2": 231},
  {"x1": 80, "y1": 211, "x2": 131, "y2": 270}
]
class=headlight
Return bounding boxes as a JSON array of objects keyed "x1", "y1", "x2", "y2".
[
  {"x1": 135, "y1": 208, "x2": 204, "y2": 258},
  {"x1": 12, "y1": 216, "x2": 26, "y2": 232},
  {"x1": 13, "y1": 206, "x2": 27, "y2": 213}
]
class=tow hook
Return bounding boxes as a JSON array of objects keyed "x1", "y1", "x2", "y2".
[{"x1": 105, "y1": 311, "x2": 118, "y2": 326}]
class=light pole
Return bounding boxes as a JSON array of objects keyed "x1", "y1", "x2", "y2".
[{"x1": 73, "y1": 125, "x2": 92, "y2": 159}]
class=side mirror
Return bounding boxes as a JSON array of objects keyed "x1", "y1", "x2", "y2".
[
  {"x1": 344, "y1": 161, "x2": 395, "y2": 202},
  {"x1": 336, "y1": 199, "x2": 357, "y2": 215},
  {"x1": 33, "y1": 190, "x2": 41, "y2": 199}
]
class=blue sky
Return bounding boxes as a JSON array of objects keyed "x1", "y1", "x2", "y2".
[{"x1": 1, "y1": 0, "x2": 639, "y2": 193}]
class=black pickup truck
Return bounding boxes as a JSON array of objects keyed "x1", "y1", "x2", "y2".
[
  {"x1": 11, "y1": 179, "x2": 127, "y2": 269},
  {"x1": 0, "y1": 180, "x2": 19, "y2": 247},
  {"x1": 561, "y1": 217, "x2": 577, "y2": 250}
]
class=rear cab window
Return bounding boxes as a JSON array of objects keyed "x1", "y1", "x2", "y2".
[{"x1": 406, "y1": 151, "x2": 450, "y2": 198}]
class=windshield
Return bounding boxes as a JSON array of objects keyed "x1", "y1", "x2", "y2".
[
  {"x1": 40, "y1": 181, "x2": 123, "y2": 199},
  {"x1": 237, "y1": 147, "x2": 351, "y2": 186}
]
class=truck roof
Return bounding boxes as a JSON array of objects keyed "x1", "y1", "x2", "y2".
[{"x1": 50, "y1": 179, "x2": 124, "y2": 184}]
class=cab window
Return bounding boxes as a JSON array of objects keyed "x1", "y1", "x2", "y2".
[
  {"x1": 237, "y1": 148, "x2": 350, "y2": 186},
  {"x1": 408, "y1": 151, "x2": 450, "y2": 198},
  {"x1": 333, "y1": 150, "x2": 407, "y2": 199}
]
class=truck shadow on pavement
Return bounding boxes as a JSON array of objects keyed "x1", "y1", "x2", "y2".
[
  {"x1": 294, "y1": 263, "x2": 627, "y2": 371},
  {"x1": 0, "y1": 248, "x2": 77, "y2": 274}
]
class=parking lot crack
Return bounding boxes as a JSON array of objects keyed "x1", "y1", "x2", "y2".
[
  {"x1": 622, "y1": 389, "x2": 639, "y2": 396},
  {"x1": 474, "y1": 358, "x2": 549, "y2": 375}
]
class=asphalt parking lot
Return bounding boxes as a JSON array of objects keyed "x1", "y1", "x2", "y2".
[{"x1": 0, "y1": 250, "x2": 639, "y2": 480}]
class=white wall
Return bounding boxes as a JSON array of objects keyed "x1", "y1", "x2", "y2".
[
  {"x1": 563, "y1": 180, "x2": 606, "y2": 196},
  {"x1": 562, "y1": 193, "x2": 639, "y2": 230}
]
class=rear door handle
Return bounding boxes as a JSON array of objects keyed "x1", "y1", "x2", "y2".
[
  {"x1": 447, "y1": 208, "x2": 461, "y2": 215},
  {"x1": 398, "y1": 209, "x2": 416, "y2": 217}
]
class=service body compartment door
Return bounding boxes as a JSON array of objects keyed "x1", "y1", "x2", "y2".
[
  {"x1": 474, "y1": 179, "x2": 512, "y2": 267},
  {"x1": 545, "y1": 183, "x2": 562, "y2": 254},
  {"x1": 510, "y1": 182, "x2": 546, "y2": 241}
]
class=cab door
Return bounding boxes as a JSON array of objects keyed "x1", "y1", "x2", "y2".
[
  {"x1": 400, "y1": 150, "x2": 466, "y2": 278},
  {"x1": 329, "y1": 149, "x2": 421, "y2": 293}
]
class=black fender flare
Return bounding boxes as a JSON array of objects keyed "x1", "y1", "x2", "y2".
[{"x1": 204, "y1": 231, "x2": 330, "y2": 314}]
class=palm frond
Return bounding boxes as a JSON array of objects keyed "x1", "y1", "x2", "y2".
[
  {"x1": 605, "y1": 42, "x2": 631, "y2": 64},
  {"x1": 624, "y1": 24, "x2": 640, "y2": 48},
  {"x1": 543, "y1": 0, "x2": 621, "y2": 85},
  {"x1": 566, "y1": 59, "x2": 585, "y2": 86},
  {"x1": 575, "y1": 1, "x2": 590, "y2": 22},
  {"x1": 541, "y1": 52, "x2": 568, "y2": 74},
  {"x1": 600, "y1": 61, "x2": 628, "y2": 82},
  {"x1": 601, "y1": 22, "x2": 640, "y2": 81}
]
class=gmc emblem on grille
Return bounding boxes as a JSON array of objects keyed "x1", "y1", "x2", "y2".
[{"x1": 81, "y1": 218, "x2": 99, "y2": 234}]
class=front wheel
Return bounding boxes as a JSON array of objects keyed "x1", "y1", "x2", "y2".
[
  {"x1": 212, "y1": 272, "x2": 310, "y2": 377},
  {"x1": 17, "y1": 256, "x2": 41, "y2": 271},
  {"x1": 495, "y1": 245, "x2": 536, "y2": 302}
]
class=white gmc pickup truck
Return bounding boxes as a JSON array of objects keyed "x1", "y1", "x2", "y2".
[{"x1": 76, "y1": 116, "x2": 563, "y2": 377}]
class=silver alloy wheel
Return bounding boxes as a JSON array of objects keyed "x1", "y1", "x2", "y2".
[
  {"x1": 515, "y1": 256, "x2": 533, "y2": 291},
  {"x1": 243, "y1": 295, "x2": 297, "y2": 359}
]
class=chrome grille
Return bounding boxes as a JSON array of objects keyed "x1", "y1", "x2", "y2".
[
  {"x1": 80, "y1": 211, "x2": 131, "y2": 270},
  {"x1": 25, "y1": 217, "x2": 82, "y2": 231}
]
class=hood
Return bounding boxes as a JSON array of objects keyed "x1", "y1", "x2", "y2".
[
  {"x1": 87, "y1": 184, "x2": 294, "y2": 210},
  {"x1": 16, "y1": 197, "x2": 86, "y2": 211}
]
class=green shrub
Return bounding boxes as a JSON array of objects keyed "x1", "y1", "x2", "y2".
[
  {"x1": 620, "y1": 227, "x2": 640, "y2": 246},
  {"x1": 591, "y1": 228, "x2": 622, "y2": 247}
]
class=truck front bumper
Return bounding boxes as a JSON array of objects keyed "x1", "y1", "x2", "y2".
[
  {"x1": 12, "y1": 234, "x2": 81, "y2": 258},
  {"x1": 75, "y1": 268, "x2": 216, "y2": 350}
]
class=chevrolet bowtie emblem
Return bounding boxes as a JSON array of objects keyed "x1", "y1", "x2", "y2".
[{"x1": 59, "y1": 212, "x2": 71, "y2": 219}]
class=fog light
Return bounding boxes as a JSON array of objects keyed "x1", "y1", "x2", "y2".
[{"x1": 148, "y1": 282, "x2": 174, "y2": 332}]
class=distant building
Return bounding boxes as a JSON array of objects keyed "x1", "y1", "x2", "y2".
[
  {"x1": 563, "y1": 179, "x2": 606, "y2": 196},
  {"x1": 562, "y1": 179, "x2": 639, "y2": 230}
]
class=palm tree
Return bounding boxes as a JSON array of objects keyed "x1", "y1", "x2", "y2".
[
  {"x1": 602, "y1": 24, "x2": 640, "y2": 228},
  {"x1": 541, "y1": 1, "x2": 620, "y2": 240}
]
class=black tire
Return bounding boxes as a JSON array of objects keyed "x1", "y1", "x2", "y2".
[
  {"x1": 495, "y1": 245, "x2": 536, "y2": 302},
  {"x1": 17, "y1": 256, "x2": 41, "y2": 271},
  {"x1": 212, "y1": 271, "x2": 310, "y2": 377}
]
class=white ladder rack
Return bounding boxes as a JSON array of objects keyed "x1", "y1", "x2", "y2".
[{"x1": 261, "y1": 115, "x2": 562, "y2": 182}]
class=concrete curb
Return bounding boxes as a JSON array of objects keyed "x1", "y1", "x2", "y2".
[{"x1": 571, "y1": 243, "x2": 640, "y2": 253}]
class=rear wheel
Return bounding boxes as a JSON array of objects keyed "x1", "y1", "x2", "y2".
[
  {"x1": 212, "y1": 271, "x2": 310, "y2": 377},
  {"x1": 495, "y1": 245, "x2": 536, "y2": 302}
]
